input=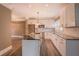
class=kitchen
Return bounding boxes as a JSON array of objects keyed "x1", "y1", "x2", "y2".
[{"x1": 0, "y1": 3, "x2": 79, "y2": 56}]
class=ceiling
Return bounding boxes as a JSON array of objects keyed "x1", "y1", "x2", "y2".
[{"x1": 2, "y1": 3, "x2": 67, "y2": 20}]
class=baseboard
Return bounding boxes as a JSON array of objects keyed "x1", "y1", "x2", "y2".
[{"x1": 0, "y1": 45, "x2": 12, "y2": 56}]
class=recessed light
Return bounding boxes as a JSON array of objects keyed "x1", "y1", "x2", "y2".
[
  {"x1": 45, "y1": 4, "x2": 49, "y2": 7},
  {"x1": 28, "y1": 5, "x2": 32, "y2": 8}
]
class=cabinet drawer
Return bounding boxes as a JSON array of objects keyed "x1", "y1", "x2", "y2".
[
  {"x1": 55, "y1": 35, "x2": 61, "y2": 50},
  {"x1": 59, "y1": 38, "x2": 66, "y2": 55},
  {"x1": 51, "y1": 34, "x2": 55, "y2": 45},
  {"x1": 52, "y1": 34, "x2": 66, "y2": 55}
]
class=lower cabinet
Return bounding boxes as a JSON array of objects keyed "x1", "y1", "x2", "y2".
[
  {"x1": 58, "y1": 38, "x2": 66, "y2": 56},
  {"x1": 52, "y1": 34, "x2": 79, "y2": 56},
  {"x1": 66, "y1": 40, "x2": 79, "y2": 56}
]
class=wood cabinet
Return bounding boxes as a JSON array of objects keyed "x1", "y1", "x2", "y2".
[
  {"x1": 28, "y1": 24, "x2": 35, "y2": 34},
  {"x1": 60, "y1": 4, "x2": 79, "y2": 27}
]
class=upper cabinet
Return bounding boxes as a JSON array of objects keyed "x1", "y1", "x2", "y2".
[{"x1": 60, "y1": 4, "x2": 79, "y2": 27}]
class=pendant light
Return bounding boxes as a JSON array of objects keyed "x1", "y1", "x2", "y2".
[{"x1": 36, "y1": 11, "x2": 39, "y2": 26}]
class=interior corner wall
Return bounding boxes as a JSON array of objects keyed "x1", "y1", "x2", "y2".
[{"x1": 0, "y1": 4, "x2": 11, "y2": 51}]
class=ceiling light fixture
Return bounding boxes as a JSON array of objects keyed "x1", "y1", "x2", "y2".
[
  {"x1": 28, "y1": 4, "x2": 32, "y2": 8},
  {"x1": 45, "y1": 4, "x2": 49, "y2": 7},
  {"x1": 36, "y1": 11, "x2": 40, "y2": 26}
]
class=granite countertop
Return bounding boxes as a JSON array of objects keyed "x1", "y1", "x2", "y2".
[
  {"x1": 62, "y1": 34, "x2": 79, "y2": 39},
  {"x1": 55, "y1": 32, "x2": 79, "y2": 40}
]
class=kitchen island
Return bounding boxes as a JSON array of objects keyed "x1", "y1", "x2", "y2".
[{"x1": 22, "y1": 39, "x2": 41, "y2": 56}]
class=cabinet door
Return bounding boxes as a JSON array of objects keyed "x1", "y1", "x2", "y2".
[
  {"x1": 75, "y1": 4, "x2": 79, "y2": 26},
  {"x1": 54, "y1": 35, "x2": 58, "y2": 48},
  {"x1": 65, "y1": 4, "x2": 75, "y2": 27},
  {"x1": 52, "y1": 34, "x2": 56, "y2": 46},
  {"x1": 59, "y1": 38, "x2": 66, "y2": 56},
  {"x1": 60, "y1": 8, "x2": 66, "y2": 27},
  {"x1": 56, "y1": 36, "x2": 62, "y2": 52},
  {"x1": 56, "y1": 35, "x2": 59, "y2": 50},
  {"x1": 66, "y1": 40, "x2": 79, "y2": 56},
  {"x1": 28, "y1": 24, "x2": 35, "y2": 34}
]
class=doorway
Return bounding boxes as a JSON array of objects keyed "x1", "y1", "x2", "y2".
[{"x1": 28, "y1": 24, "x2": 35, "y2": 38}]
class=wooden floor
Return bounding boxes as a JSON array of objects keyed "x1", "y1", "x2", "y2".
[
  {"x1": 7, "y1": 38, "x2": 61, "y2": 56},
  {"x1": 40, "y1": 39, "x2": 61, "y2": 56},
  {"x1": 46, "y1": 39, "x2": 61, "y2": 56},
  {"x1": 6, "y1": 38, "x2": 22, "y2": 56}
]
